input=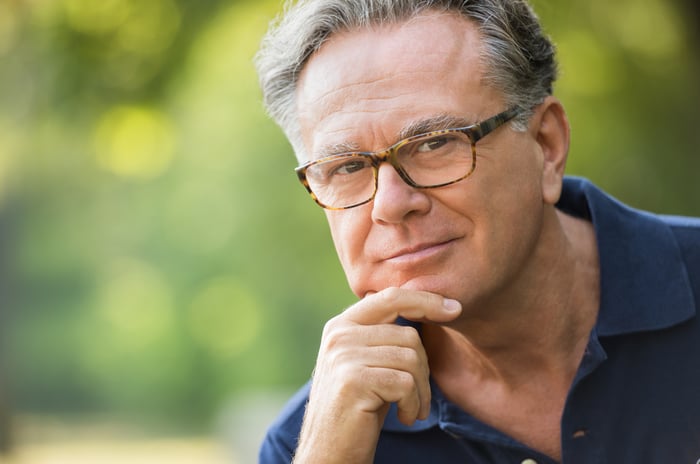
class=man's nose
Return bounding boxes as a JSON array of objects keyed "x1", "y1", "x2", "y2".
[{"x1": 370, "y1": 163, "x2": 430, "y2": 224}]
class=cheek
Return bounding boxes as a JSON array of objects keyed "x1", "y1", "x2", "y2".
[
  {"x1": 465, "y1": 154, "x2": 545, "y2": 252},
  {"x1": 326, "y1": 210, "x2": 372, "y2": 282},
  {"x1": 486, "y1": 184, "x2": 545, "y2": 274},
  {"x1": 478, "y1": 139, "x2": 546, "y2": 219},
  {"x1": 481, "y1": 174, "x2": 544, "y2": 245}
]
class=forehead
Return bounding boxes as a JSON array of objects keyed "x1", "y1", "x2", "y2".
[{"x1": 295, "y1": 11, "x2": 501, "y2": 160}]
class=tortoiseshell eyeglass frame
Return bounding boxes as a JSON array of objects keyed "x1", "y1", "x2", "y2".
[{"x1": 295, "y1": 107, "x2": 522, "y2": 210}]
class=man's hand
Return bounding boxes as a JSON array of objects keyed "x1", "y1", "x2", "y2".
[{"x1": 292, "y1": 287, "x2": 462, "y2": 464}]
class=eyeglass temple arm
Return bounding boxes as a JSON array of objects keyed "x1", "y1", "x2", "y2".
[{"x1": 469, "y1": 107, "x2": 521, "y2": 143}]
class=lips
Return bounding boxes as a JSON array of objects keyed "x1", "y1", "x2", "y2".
[{"x1": 383, "y1": 238, "x2": 458, "y2": 262}]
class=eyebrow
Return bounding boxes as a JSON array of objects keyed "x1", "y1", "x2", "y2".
[
  {"x1": 317, "y1": 141, "x2": 362, "y2": 158},
  {"x1": 315, "y1": 114, "x2": 475, "y2": 158},
  {"x1": 398, "y1": 114, "x2": 475, "y2": 140}
]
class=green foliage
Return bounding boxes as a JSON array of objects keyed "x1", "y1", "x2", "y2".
[{"x1": 0, "y1": 0, "x2": 698, "y2": 429}]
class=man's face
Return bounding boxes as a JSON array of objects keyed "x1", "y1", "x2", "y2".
[{"x1": 295, "y1": 11, "x2": 553, "y2": 309}]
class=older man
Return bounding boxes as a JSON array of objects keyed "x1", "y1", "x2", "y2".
[{"x1": 255, "y1": 1, "x2": 700, "y2": 463}]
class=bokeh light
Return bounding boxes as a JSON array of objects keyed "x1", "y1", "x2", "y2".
[
  {"x1": 94, "y1": 105, "x2": 176, "y2": 180},
  {"x1": 188, "y1": 276, "x2": 263, "y2": 358}
]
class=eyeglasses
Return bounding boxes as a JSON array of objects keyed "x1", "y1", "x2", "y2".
[{"x1": 295, "y1": 107, "x2": 521, "y2": 210}]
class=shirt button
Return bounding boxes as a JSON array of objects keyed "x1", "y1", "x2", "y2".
[{"x1": 521, "y1": 459, "x2": 538, "y2": 464}]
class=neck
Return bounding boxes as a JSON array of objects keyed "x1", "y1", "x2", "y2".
[{"x1": 424, "y1": 207, "x2": 600, "y2": 386}]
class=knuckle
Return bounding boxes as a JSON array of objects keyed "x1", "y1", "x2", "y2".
[
  {"x1": 321, "y1": 313, "x2": 354, "y2": 343},
  {"x1": 321, "y1": 313, "x2": 343, "y2": 335},
  {"x1": 393, "y1": 370, "x2": 416, "y2": 393},
  {"x1": 321, "y1": 326, "x2": 349, "y2": 351},
  {"x1": 321, "y1": 325, "x2": 357, "y2": 352},
  {"x1": 335, "y1": 363, "x2": 362, "y2": 385},
  {"x1": 400, "y1": 325, "x2": 421, "y2": 345},
  {"x1": 418, "y1": 290, "x2": 441, "y2": 309},
  {"x1": 400, "y1": 347, "x2": 421, "y2": 367},
  {"x1": 379, "y1": 286, "x2": 402, "y2": 305}
]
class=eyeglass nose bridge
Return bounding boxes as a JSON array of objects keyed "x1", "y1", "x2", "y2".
[{"x1": 366, "y1": 145, "x2": 423, "y2": 198}]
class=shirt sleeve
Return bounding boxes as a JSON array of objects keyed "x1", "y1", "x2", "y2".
[
  {"x1": 258, "y1": 382, "x2": 310, "y2": 464},
  {"x1": 258, "y1": 428, "x2": 296, "y2": 464}
]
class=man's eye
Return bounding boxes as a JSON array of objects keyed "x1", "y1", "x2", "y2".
[
  {"x1": 332, "y1": 159, "x2": 368, "y2": 175},
  {"x1": 416, "y1": 137, "x2": 450, "y2": 153}
]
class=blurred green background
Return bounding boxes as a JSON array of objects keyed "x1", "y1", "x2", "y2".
[{"x1": 0, "y1": 0, "x2": 699, "y2": 461}]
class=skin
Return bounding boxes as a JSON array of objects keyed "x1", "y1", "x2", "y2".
[{"x1": 293, "y1": 11, "x2": 600, "y2": 464}]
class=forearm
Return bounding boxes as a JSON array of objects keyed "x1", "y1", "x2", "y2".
[{"x1": 292, "y1": 403, "x2": 384, "y2": 464}]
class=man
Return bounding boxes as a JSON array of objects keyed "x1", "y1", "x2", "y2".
[{"x1": 255, "y1": 0, "x2": 700, "y2": 462}]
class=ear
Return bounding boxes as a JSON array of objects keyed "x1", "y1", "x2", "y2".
[{"x1": 530, "y1": 96, "x2": 570, "y2": 205}]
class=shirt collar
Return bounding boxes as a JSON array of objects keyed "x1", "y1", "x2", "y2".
[
  {"x1": 383, "y1": 395, "x2": 440, "y2": 432},
  {"x1": 557, "y1": 176, "x2": 696, "y2": 336}
]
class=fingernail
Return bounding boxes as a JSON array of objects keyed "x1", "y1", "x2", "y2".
[{"x1": 443, "y1": 298, "x2": 461, "y2": 313}]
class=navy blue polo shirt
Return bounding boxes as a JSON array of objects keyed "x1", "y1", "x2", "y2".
[{"x1": 260, "y1": 177, "x2": 700, "y2": 463}]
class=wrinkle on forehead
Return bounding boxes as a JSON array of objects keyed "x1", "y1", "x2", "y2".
[
  {"x1": 298, "y1": 71, "x2": 451, "y2": 126},
  {"x1": 296, "y1": 11, "x2": 483, "y2": 112},
  {"x1": 296, "y1": 10, "x2": 490, "y2": 162}
]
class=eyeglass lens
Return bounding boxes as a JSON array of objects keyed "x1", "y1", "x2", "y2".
[{"x1": 305, "y1": 131, "x2": 474, "y2": 209}]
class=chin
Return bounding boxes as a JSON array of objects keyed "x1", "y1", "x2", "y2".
[
  {"x1": 350, "y1": 269, "x2": 458, "y2": 300},
  {"x1": 396, "y1": 274, "x2": 456, "y2": 297}
]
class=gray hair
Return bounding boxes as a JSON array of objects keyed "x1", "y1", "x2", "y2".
[{"x1": 255, "y1": 0, "x2": 557, "y2": 159}]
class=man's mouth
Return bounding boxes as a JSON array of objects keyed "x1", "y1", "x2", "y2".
[{"x1": 384, "y1": 238, "x2": 458, "y2": 263}]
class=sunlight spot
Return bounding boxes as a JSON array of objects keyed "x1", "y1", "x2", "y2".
[
  {"x1": 188, "y1": 277, "x2": 262, "y2": 358},
  {"x1": 62, "y1": 0, "x2": 130, "y2": 35},
  {"x1": 94, "y1": 105, "x2": 176, "y2": 180},
  {"x1": 115, "y1": 0, "x2": 181, "y2": 56},
  {"x1": 557, "y1": 30, "x2": 623, "y2": 97},
  {"x1": 95, "y1": 258, "x2": 175, "y2": 348},
  {"x1": 608, "y1": 0, "x2": 683, "y2": 59}
]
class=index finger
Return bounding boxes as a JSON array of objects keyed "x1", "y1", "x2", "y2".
[{"x1": 345, "y1": 287, "x2": 462, "y2": 326}]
